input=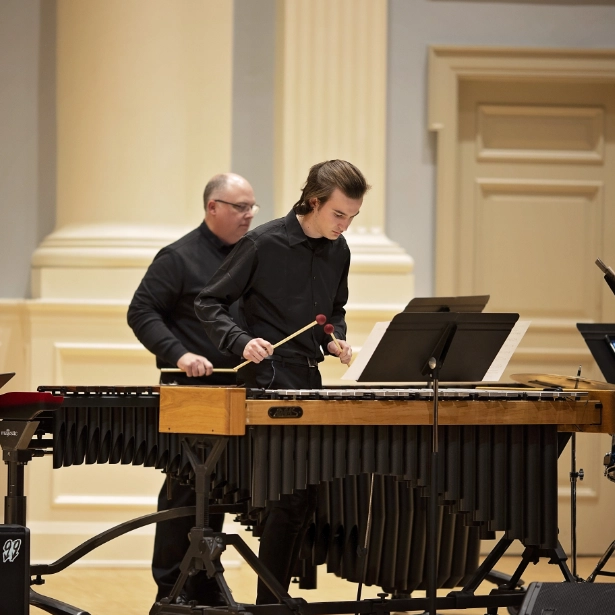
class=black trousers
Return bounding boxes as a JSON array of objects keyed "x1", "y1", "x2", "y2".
[
  {"x1": 152, "y1": 474, "x2": 225, "y2": 604},
  {"x1": 239, "y1": 357, "x2": 322, "y2": 604}
]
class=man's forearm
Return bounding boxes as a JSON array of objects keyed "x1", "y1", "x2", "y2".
[
  {"x1": 194, "y1": 298, "x2": 251, "y2": 357},
  {"x1": 127, "y1": 307, "x2": 187, "y2": 366}
]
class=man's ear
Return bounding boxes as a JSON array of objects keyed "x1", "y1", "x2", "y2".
[
  {"x1": 206, "y1": 199, "x2": 217, "y2": 215},
  {"x1": 308, "y1": 197, "x2": 319, "y2": 211}
]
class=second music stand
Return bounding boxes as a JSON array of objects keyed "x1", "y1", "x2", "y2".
[{"x1": 353, "y1": 311, "x2": 518, "y2": 613}]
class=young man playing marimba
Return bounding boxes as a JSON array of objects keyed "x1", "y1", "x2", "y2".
[{"x1": 195, "y1": 159, "x2": 370, "y2": 604}]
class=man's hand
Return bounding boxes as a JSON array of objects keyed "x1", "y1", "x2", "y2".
[
  {"x1": 327, "y1": 339, "x2": 352, "y2": 365},
  {"x1": 177, "y1": 352, "x2": 214, "y2": 377},
  {"x1": 243, "y1": 338, "x2": 274, "y2": 364}
]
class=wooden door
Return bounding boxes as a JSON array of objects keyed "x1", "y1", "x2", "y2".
[{"x1": 455, "y1": 78, "x2": 615, "y2": 555}]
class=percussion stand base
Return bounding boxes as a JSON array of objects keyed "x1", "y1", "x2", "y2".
[
  {"x1": 450, "y1": 536, "x2": 575, "y2": 612},
  {"x1": 151, "y1": 436, "x2": 307, "y2": 615},
  {"x1": 586, "y1": 434, "x2": 615, "y2": 583},
  {"x1": 3, "y1": 426, "x2": 94, "y2": 615},
  {"x1": 586, "y1": 540, "x2": 615, "y2": 582}
]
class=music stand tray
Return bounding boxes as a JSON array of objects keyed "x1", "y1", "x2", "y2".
[
  {"x1": 357, "y1": 312, "x2": 519, "y2": 382},
  {"x1": 577, "y1": 323, "x2": 615, "y2": 385},
  {"x1": 403, "y1": 295, "x2": 490, "y2": 313}
]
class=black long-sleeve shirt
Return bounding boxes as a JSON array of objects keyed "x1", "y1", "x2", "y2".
[
  {"x1": 127, "y1": 222, "x2": 238, "y2": 383},
  {"x1": 194, "y1": 210, "x2": 350, "y2": 362}
]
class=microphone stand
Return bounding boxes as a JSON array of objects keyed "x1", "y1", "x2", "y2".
[
  {"x1": 421, "y1": 322, "x2": 457, "y2": 615},
  {"x1": 570, "y1": 366, "x2": 584, "y2": 581}
]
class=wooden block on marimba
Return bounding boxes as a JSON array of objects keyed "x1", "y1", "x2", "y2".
[{"x1": 159, "y1": 386, "x2": 247, "y2": 435}]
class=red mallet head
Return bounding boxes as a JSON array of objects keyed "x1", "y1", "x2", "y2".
[
  {"x1": 315, "y1": 314, "x2": 327, "y2": 326},
  {"x1": 324, "y1": 322, "x2": 343, "y2": 352}
]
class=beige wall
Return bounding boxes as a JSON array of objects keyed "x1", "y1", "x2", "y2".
[
  {"x1": 2, "y1": 0, "x2": 237, "y2": 566},
  {"x1": 0, "y1": 0, "x2": 412, "y2": 567},
  {"x1": 2, "y1": 0, "x2": 614, "y2": 570}
]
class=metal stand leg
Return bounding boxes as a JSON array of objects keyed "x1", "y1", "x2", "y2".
[
  {"x1": 3, "y1": 437, "x2": 91, "y2": 615},
  {"x1": 586, "y1": 434, "x2": 615, "y2": 583},
  {"x1": 569, "y1": 432, "x2": 584, "y2": 581},
  {"x1": 449, "y1": 537, "x2": 574, "y2": 615},
  {"x1": 151, "y1": 437, "x2": 307, "y2": 615},
  {"x1": 586, "y1": 540, "x2": 615, "y2": 582},
  {"x1": 29, "y1": 590, "x2": 90, "y2": 615}
]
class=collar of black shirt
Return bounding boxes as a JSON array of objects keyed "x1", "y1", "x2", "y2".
[
  {"x1": 199, "y1": 221, "x2": 235, "y2": 255},
  {"x1": 285, "y1": 209, "x2": 330, "y2": 253}
]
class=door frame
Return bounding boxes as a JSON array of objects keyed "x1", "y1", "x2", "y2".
[{"x1": 427, "y1": 46, "x2": 615, "y2": 295}]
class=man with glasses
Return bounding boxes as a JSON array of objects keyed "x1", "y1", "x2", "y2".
[
  {"x1": 195, "y1": 159, "x2": 369, "y2": 605},
  {"x1": 127, "y1": 172, "x2": 257, "y2": 606}
]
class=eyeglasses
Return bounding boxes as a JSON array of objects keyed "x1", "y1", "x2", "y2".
[{"x1": 214, "y1": 199, "x2": 260, "y2": 215}]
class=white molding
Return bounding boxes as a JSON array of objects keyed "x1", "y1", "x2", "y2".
[
  {"x1": 53, "y1": 341, "x2": 152, "y2": 383},
  {"x1": 53, "y1": 341, "x2": 149, "y2": 354},
  {"x1": 53, "y1": 495, "x2": 158, "y2": 507},
  {"x1": 30, "y1": 559, "x2": 154, "y2": 568},
  {"x1": 476, "y1": 104, "x2": 604, "y2": 163},
  {"x1": 476, "y1": 177, "x2": 602, "y2": 196},
  {"x1": 558, "y1": 486, "x2": 597, "y2": 499},
  {"x1": 31, "y1": 224, "x2": 193, "y2": 268},
  {"x1": 345, "y1": 303, "x2": 407, "y2": 315},
  {"x1": 29, "y1": 558, "x2": 243, "y2": 569},
  {"x1": 512, "y1": 347, "x2": 592, "y2": 363},
  {"x1": 28, "y1": 520, "x2": 155, "y2": 535},
  {"x1": 25, "y1": 299, "x2": 129, "y2": 314}
]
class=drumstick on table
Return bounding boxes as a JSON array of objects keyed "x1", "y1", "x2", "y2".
[
  {"x1": 234, "y1": 314, "x2": 327, "y2": 370},
  {"x1": 324, "y1": 323, "x2": 343, "y2": 353}
]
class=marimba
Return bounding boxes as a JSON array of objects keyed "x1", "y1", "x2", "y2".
[
  {"x1": 25, "y1": 386, "x2": 604, "y2": 589},
  {"x1": 1, "y1": 384, "x2": 611, "y2": 613},
  {"x1": 159, "y1": 385, "x2": 605, "y2": 591}
]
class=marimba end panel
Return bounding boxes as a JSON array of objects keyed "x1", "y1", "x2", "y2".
[
  {"x1": 560, "y1": 389, "x2": 614, "y2": 433},
  {"x1": 160, "y1": 386, "x2": 246, "y2": 435}
]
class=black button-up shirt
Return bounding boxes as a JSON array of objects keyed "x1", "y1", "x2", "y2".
[
  {"x1": 195, "y1": 210, "x2": 350, "y2": 362},
  {"x1": 127, "y1": 222, "x2": 238, "y2": 383}
]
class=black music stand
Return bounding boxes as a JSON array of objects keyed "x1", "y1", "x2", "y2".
[
  {"x1": 356, "y1": 312, "x2": 518, "y2": 383},
  {"x1": 0, "y1": 372, "x2": 15, "y2": 390},
  {"x1": 596, "y1": 258, "x2": 615, "y2": 297},
  {"x1": 403, "y1": 294, "x2": 490, "y2": 313},
  {"x1": 576, "y1": 323, "x2": 615, "y2": 385},
  {"x1": 353, "y1": 311, "x2": 518, "y2": 614}
]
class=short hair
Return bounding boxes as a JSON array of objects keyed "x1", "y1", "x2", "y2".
[
  {"x1": 203, "y1": 174, "x2": 229, "y2": 209},
  {"x1": 293, "y1": 160, "x2": 371, "y2": 215}
]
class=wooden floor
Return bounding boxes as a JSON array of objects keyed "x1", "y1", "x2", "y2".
[{"x1": 30, "y1": 555, "x2": 615, "y2": 615}]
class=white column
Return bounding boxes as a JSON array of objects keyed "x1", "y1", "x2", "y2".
[
  {"x1": 31, "y1": 0, "x2": 234, "y2": 299},
  {"x1": 275, "y1": 0, "x2": 387, "y2": 228},
  {"x1": 274, "y1": 0, "x2": 414, "y2": 373}
]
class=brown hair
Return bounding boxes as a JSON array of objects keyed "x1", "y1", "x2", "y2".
[{"x1": 293, "y1": 160, "x2": 370, "y2": 215}]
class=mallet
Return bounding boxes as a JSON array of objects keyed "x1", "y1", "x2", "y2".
[
  {"x1": 234, "y1": 314, "x2": 327, "y2": 370},
  {"x1": 160, "y1": 367, "x2": 237, "y2": 374},
  {"x1": 324, "y1": 323, "x2": 343, "y2": 353},
  {"x1": 161, "y1": 315, "x2": 328, "y2": 376}
]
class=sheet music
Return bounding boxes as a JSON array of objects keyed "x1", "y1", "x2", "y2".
[
  {"x1": 342, "y1": 321, "x2": 390, "y2": 381},
  {"x1": 482, "y1": 320, "x2": 531, "y2": 382}
]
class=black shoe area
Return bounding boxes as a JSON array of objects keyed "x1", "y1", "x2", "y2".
[{"x1": 156, "y1": 590, "x2": 227, "y2": 608}]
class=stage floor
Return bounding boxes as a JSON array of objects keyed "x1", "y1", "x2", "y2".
[{"x1": 29, "y1": 556, "x2": 614, "y2": 615}]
